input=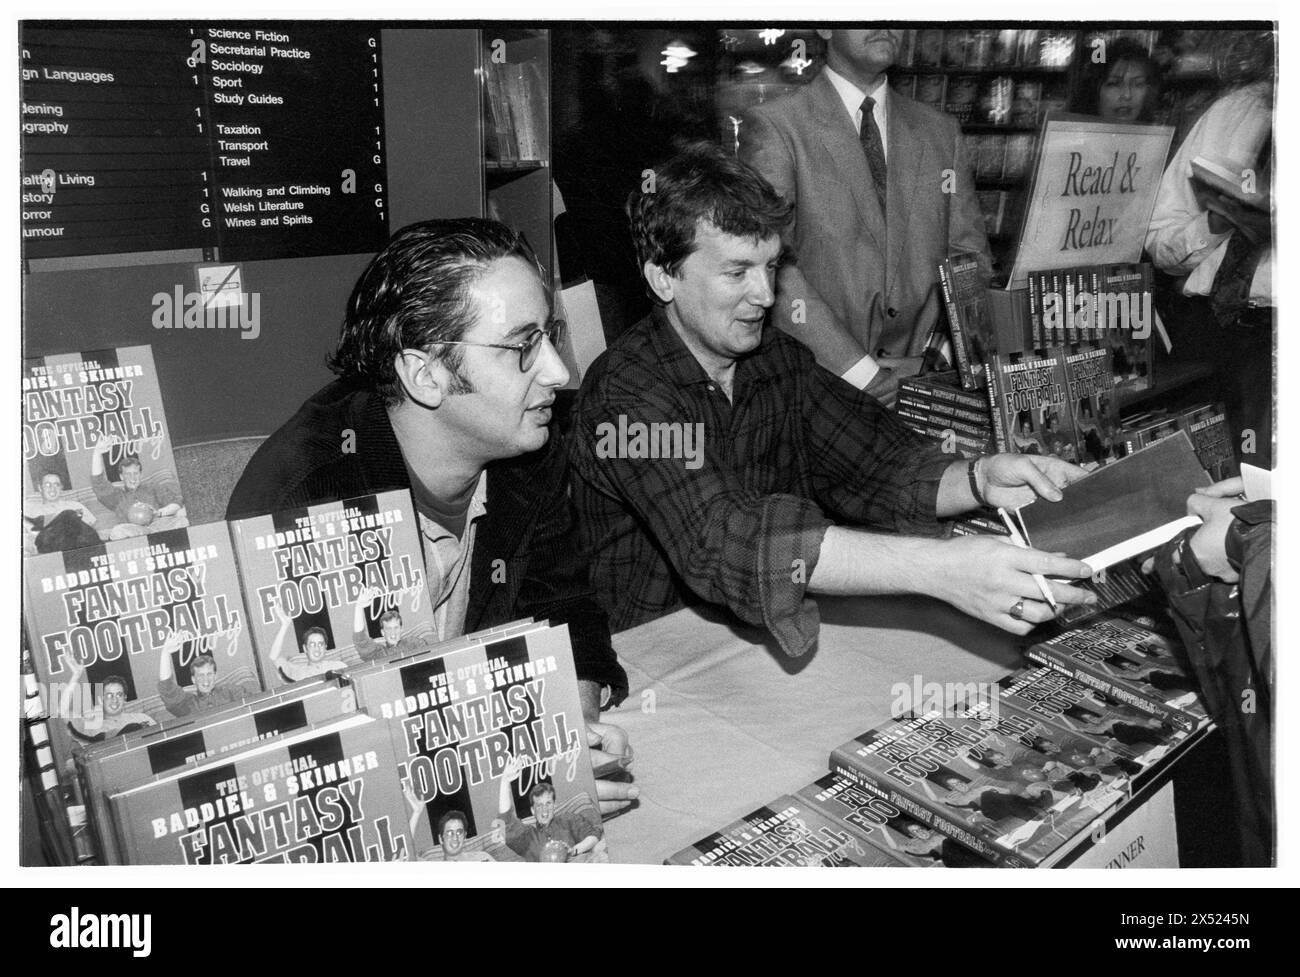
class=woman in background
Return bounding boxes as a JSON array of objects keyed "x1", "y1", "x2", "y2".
[{"x1": 1068, "y1": 37, "x2": 1162, "y2": 123}]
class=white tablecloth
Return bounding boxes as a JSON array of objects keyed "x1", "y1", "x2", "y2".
[{"x1": 600, "y1": 595, "x2": 1021, "y2": 865}]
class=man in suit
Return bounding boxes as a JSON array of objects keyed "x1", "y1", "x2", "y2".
[
  {"x1": 227, "y1": 219, "x2": 635, "y2": 814},
  {"x1": 740, "y1": 28, "x2": 991, "y2": 405}
]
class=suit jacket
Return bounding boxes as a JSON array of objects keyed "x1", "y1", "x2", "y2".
[
  {"x1": 226, "y1": 379, "x2": 628, "y2": 704},
  {"x1": 740, "y1": 71, "x2": 991, "y2": 375}
]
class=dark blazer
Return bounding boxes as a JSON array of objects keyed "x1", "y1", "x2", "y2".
[
  {"x1": 740, "y1": 70, "x2": 991, "y2": 375},
  {"x1": 226, "y1": 379, "x2": 628, "y2": 704}
]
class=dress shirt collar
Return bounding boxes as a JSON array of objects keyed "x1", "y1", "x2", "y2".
[{"x1": 822, "y1": 65, "x2": 890, "y2": 156}]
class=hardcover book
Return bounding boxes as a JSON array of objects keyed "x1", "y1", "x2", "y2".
[
  {"x1": 1063, "y1": 344, "x2": 1122, "y2": 466},
  {"x1": 1012, "y1": 431, "x2": 1211, "y2": 571},
  {"x1": 348, "y1": 622, "x2": 603, "y2": 862},
  {"x1": 991, "y1": 666, "x2": 1187, "y2": 774},
  {"x1": 23, "y1": 344, "x2": 186, "y2": 553},
  {"x1": 795, "y1": 772, "x2": 987, "y2": 867},
  {"x1": 664, "y1": 795, "x2": 905, "y2": 867},
  {"x1": 939, "y1": 252, "x2": 996, "y2": 390},
  {"x1": 1025, "y1": 621, "x2": 1209, "y2": 732},
  {"x1": 830, "y1": 709, "x2": 1127, "y2": 867},
  {"x1": 984, "y1": 349, "x2": 1075, "y2": 460},
  {"x1": 24, "y1": 521, "x2": 262, "y2": 795},
  {"x1": 107, "y1": 712, "x2": 419, "y2": 864},
  {"x1": 227, "y1": 489, "x2": 436, "y2": 688},
  {"x1": 78, "y1": 680, "x2": 354, "y2": 864},
  {"x1": 1182, "y1": 402, "x2": 1238, "y2": 482},
  {"x1": 1098, "y1": 262, "x2": 1155, "y2": 395}
]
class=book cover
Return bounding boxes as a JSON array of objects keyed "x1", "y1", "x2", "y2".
[
  {"x1": 1055, "y1": 556, "x2": 1160, "y2": 628},
  {"x1": 664, "y1": 795, "x2": 904, "y2": 867},
  {"x1": 1098, "y1": 262, "x2": 1155, "y2": 394},
  {"x1": 1181, "y1": 402, "x2": 1239, "y2": 482},
  {"x1": 952, "y1": 693, "x2": 1133, "y2": 804},
  {"x1": 985, "y1": 349, "x2": 1073, "y2": 460},
  {"x1": 831, "y1": 710, "x2": 1126, "y2": 867},
  {"x1": 24, "y1": 521, "x2": 262, "y2": 794},
  {"x1": 1026, "y1": 622, "x2": 1209, "y2": 732},
  {"x1": 77, "y1": 680, "x2": 354, "y2": 864},
  {"x1": 795, "y1": 772, "x2": 986, "y2": 867},
  {"x1": 227, "y1": 489, "x2": 435, "y2": 689},
  {"x1": 107, "y1": 713, "x2": 418, "y2": 864},
  {"x1": 349, "y1": 622, "x2": 604, "y2": 862},
  {"x1": 23, "y1": 344, "x2": 187, "y2": 553},
  {"x1": 938, "y1": 252, "x2": 995, "y2": 389},
  {"x1": 1064, "y1": 344, "x2": 1121, "y2": 466},
  {"x1": 992, "y1": 666, "x2": 1187, "y2": 774},
  {"x1": 1014, "y1": 431, "x2": 1211, "y2": 570}
]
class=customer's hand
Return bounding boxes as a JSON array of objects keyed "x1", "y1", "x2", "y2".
[{"x1": 1187, "y1": 492, "x2": 1242, "y2": 583}]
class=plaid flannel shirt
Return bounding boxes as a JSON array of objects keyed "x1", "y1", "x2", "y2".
[{"x1": 569, "y1": 309, "x2": 952, "y2": 657}]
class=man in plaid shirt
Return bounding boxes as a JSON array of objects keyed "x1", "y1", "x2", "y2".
[{"x1": 569, "y1": 145, "x2": 1098, "y2": 656}]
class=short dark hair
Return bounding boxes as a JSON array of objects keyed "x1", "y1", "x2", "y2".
[
  {"x1": 119, "y1": 454, "x2": 143, "y2": 473},
  {"x1": 329, "y1": 218, "x2": 543, "y2": 407},
  {"x1": 529, "y1": 781, "x2": 556, "y2": 805},
  {"x1": 191, "y1": 654, "x2": 217, "y2": 673},
  {"x1": 437, "y1": 810, "x2": 467, "y2": 837},
  {"x1": 302, "y1": 626, "x2": 328, "y2": 647},
  {"x1": 1067, "y1": 38, "x2": 1161, "y2": 121},
  {"x1": 101, "y1": 675, "x2": 128, "y2": 696},
  {"x1": 379, "y1": 609, "x2": 402, "y2": 626},
  {"x1": 627, "y1": 142, "x2": 793, "y2": 283}
]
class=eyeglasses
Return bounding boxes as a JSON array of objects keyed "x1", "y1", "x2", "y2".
[{"x1": 424, "y1": 320, "x2": 566, "y2": 373}]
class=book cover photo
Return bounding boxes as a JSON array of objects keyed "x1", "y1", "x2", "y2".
[
  {"x1": 23, "y1": 344, "x2": 186, "y2": 554},
  {"x1": 227, "y1": 489, "x2": 436, "y2": 688}
]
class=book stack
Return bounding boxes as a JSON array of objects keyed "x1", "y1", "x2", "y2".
[
  {"x1": 667, "y1": 613, "x2": 1203, "y2": 869},
  {"x1": 23, "y1": 343, "x2": 603, "y2": 866},
  {"x1": 897, "y1": 373, "x2": 996, "y2": 460},
  {"x1": 73, "y1": 620, "x2": 602, "y2": 864}
]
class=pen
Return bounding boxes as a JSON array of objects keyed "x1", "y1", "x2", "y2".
[{"x1": 998, "y1": 507, "x2": 1059, "y2": 610}]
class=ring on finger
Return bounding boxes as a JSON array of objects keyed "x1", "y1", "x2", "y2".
[{"x1": 1009, "y1": 598, "x2": 1026, "y2": 620}]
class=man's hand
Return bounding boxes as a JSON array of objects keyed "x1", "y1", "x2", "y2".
[
  {"x1": 94, "y1": 434, "x2": 119, "y2": 454},
  {"x1": 1197, "y1": 186, "x2": 1271, "y2": 244},
  {"x1": 863, "y1": 355, "x2": 923, "y2": 409},
  {"x1": 1194, "y1": 476, "x2": 1246, "y2": 500},
  {"x1": 977, "y1": 453, "x2": 1087, "y2": 511},
  {"x1": 930, "y1": 536, "x2": 1096, "y2": 636},
  {"x1": 587, "y1": 720, "x2": 639, "y2": 816},
  {"x1": 1187, "y1": 490, "x2": 1243, "y2": 583}
]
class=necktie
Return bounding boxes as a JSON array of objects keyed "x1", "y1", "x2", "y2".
[{"x1": 859, "y1": 95, "x2": 887, "y2": 214}]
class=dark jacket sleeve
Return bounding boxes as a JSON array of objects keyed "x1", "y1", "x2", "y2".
[{"x1": 511, "y1": 437, "x2": 629, "y2": 708}]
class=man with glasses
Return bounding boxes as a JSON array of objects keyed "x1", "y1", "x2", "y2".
[
  {"x1": 227, "y1": 219, "x2": 635, "y2": 815},
  {"x1": 61, "y1": 666, "x2": 157, "y2": 742}
]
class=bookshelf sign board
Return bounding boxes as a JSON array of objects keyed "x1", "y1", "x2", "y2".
[
  {"x1": 21, "y1": 23, "x2": 390, "y2": 267},
  {"x1": 1009, "y1": 117, "x2": 1172, "y2": 288}
]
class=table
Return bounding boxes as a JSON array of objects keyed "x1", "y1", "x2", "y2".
[{"x1": 600, "y1": 595, "x2": 1023, "y2": 865}]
